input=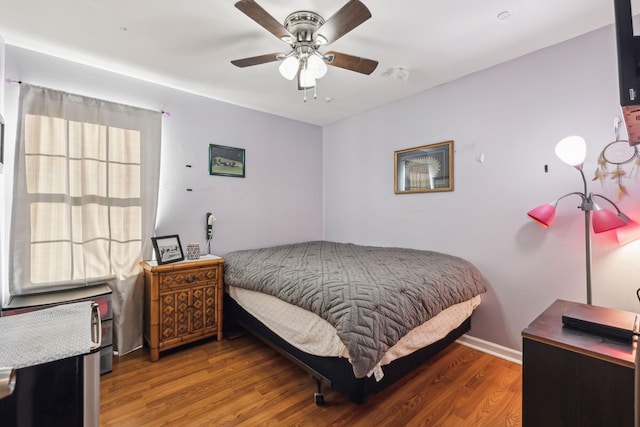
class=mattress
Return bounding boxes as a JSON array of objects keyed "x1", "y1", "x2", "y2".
[
  {"x1": 228, "y1": 285, "x2": 480, "y2": 378},
  {"x1": 224, "y1": 241, "x2": 488, "y2": 378}
]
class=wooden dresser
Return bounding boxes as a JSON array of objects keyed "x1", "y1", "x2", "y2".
[
  {"x1": 522, "y1": 299, "x2": 636, "y2": 427},
  {"x1": 141, "y1": 255, "x2": 225, "y2": 361}
]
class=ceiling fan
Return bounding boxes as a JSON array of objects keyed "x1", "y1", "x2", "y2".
[{"x1": 231, "y1": 0, "x2": 378, "y2": 100}]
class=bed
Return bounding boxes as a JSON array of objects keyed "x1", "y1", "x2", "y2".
[{"x1": 223, "y1": 241, "x2": 488, "y2": 404}]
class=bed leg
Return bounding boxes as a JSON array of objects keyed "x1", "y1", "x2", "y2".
[{"x1": 314, "y1": 378, "x2": 325, "y2": 406}]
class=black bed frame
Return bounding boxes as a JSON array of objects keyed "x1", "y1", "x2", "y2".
[{"x1": 223, "y1": 293, "x2": 472, "y2": 405}]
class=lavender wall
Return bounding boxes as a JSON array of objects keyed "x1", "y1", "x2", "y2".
[{"x1": 323, "y1": 23, "x2": 640, "y2": 351}]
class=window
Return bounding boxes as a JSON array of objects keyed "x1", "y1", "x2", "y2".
[{"x1": 24, "y1": 115, "x2": 142, "y2": 284}]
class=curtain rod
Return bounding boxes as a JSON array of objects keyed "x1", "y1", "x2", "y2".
[{"x1": 4, "y1": 77, "x2": 172, "y2": 117}]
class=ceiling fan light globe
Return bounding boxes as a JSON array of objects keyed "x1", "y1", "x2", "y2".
[
  {"x1": 308, "y1": 54, "x2": 328, "y2": 79},
  {"x1": 279, "y1": 56, "x2": 299, "y2": 80},
  {"x1": 299, "y1": 68, "x2": 316, "y2": 88}
]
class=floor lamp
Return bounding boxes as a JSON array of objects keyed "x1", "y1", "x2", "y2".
[{"x1": 527, "y1": 136, "x2": 631, "y2": 305}]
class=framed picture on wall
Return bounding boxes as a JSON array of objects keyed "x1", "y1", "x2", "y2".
[
  {"x1": 151, "y1": 235, "x2": 184, "y2": 264},
  {"x1": 209, "y1": 144, "x2": 245, "y2": 178},
  {"x1": 394, "y1": 140, "x2": 454, "y2": 194}
]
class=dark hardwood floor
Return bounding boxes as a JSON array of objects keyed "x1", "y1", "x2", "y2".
[{"x1": 100, "y1": 331, "x2": 522, "y2": 426}]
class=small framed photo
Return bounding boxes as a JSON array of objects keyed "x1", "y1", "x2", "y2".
[
  {"x1": 151, "y1": 235, "x2": 184, "y2": 264},
  {"x1": 394, "y1": 140, "x2": 454, "y2": 194},
  {"x1": 209, "y1": 144, "x2": 245, "y2": 178}
]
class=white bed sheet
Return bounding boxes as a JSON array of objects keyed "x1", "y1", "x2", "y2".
[{"x1": 228, "y1": 285, "x2": 480, "y2": 368}]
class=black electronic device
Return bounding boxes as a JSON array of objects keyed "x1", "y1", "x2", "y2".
[{"x1": 562, "y1": 303, "x2": 638, "y2": 341}]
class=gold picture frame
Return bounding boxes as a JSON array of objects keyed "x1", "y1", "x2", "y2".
[{"x1": 394, "y1": 141, "x2": 454, "y2": 194}]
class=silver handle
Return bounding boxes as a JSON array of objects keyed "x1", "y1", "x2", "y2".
[{"x1": 90, "y1": 303, "x2": 102, "y2": 351}]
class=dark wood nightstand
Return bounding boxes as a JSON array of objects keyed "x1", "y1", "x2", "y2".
[
  {"x1": 141, "y1": 255, "x2": 225, "y2": 361},
  {"x1": 522, "y1": 299, "x2": 636, "y2": 427}
]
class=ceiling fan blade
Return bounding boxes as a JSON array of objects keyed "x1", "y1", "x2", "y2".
[
  {"x1": 235, "y1": 0, "x2": 294, "y2": 42},
  {"x1": 231, "y1": 53, "x2": 281, "y2": 68},
  {"x1": 313, "y1": 0, "x2": 372, "y2": 45},
  {"x1": 325, "y1": 51, "x2": 378, "y2": 75}
]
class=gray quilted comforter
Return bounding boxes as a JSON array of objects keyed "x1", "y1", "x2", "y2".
[{"x1": 223, "y1": 241, "x2": 488, "y2": 378}]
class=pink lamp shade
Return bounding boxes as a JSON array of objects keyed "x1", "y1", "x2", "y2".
[
  {"x1": 616, "y1": 220, "x2": 640, "y2": 245},
  {"x1": 527, "y1": 203, "x2": 557, "y2": 227},
  {"x1": 591, "y1": 204, "x2": 628, "y2": 233}
]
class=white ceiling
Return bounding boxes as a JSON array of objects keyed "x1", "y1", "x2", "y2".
[{"x1": 0, "y1": 0, "x2": 637, "y2": 126}]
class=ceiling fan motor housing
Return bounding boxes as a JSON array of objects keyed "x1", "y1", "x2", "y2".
[{"x1": 284, "y1": 11, "x2": 325, "y2": 44}]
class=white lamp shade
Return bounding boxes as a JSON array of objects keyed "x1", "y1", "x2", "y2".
[
  {"x1": 555, "y1": 135, "x2": 587, "y2": 167},
  {"x1": 279, "y1": 56, "x2": 299, "y2": 80},
  {"x1": 307, "y1": 54, "x2": 328, "y2": 79},
  {"x1": 299, "y1": 68, "x2": 316, "y2": 88}
]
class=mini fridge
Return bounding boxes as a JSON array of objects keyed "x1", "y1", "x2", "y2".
[
  {"x1": 0, "y1": 302, "x2": 101, "y2": 426},
  {"x1": 2, "y1": 283, "x2": 113, "y2": 375}
]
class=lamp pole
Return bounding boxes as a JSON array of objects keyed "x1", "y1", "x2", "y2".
[
  {"x1": 576, "y1": 167, "x2": 593, "y2": 305},
  {"x1": 548, "y1": 189, "x2": 594, "y2": 304},
  {"x1": 583, "y1": 204, "x2": 593, "y2": 305}
]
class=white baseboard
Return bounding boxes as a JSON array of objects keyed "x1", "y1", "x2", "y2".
[{"x1": 456, "y1": 334, "x2": 522, "y2": 365}]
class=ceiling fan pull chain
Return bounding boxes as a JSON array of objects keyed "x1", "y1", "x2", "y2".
[
  {"x1": 313, "y1": 85, "x2": 317, "y2": 100},
  {"x1": 304, "y1": 86, "x2": 307, "y2": 102}
]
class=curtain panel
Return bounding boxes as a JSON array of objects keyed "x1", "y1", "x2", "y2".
[{"x1": 10, "y1": 84, "x2": 162, "y2": 354}]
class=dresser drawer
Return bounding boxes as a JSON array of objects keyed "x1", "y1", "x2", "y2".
[{"x1": 158, "y1": 268, "x2": 218, "y2": 290}]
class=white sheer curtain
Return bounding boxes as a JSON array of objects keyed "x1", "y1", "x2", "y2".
[{"x1": 10, "y1": 84, "x2": 161, "y2": 354}]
